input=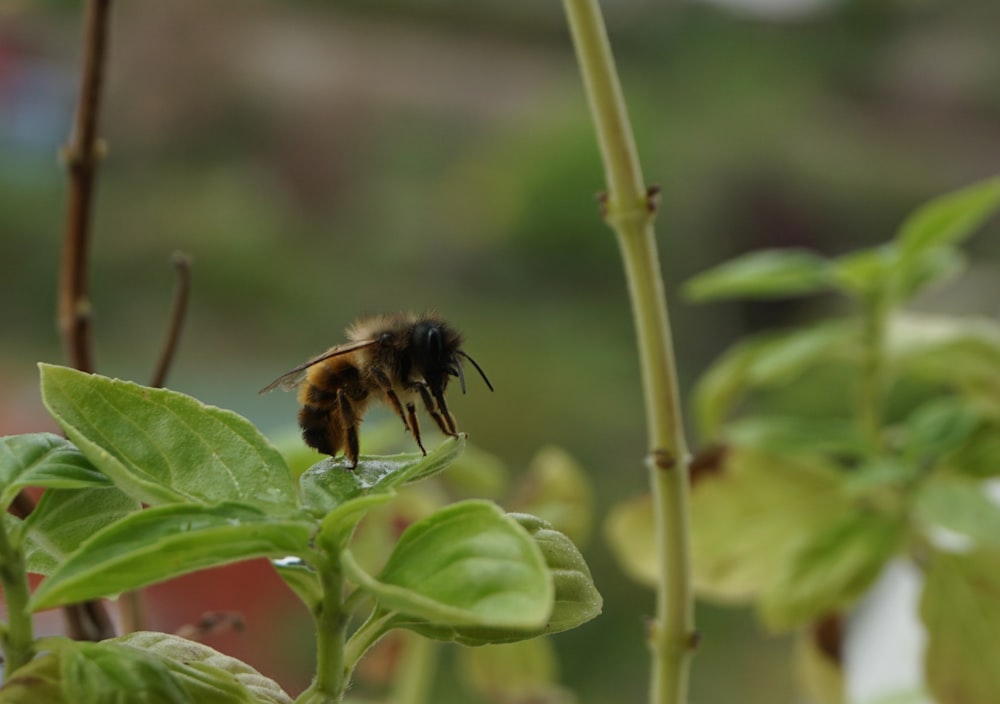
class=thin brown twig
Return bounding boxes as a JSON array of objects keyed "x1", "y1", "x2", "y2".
[
  {"x1": 150, "y1": 253, "x2": 192, "y2": 389},
  {"x1": 58, "y1": 0, "x2": 113, "y2": 373},
  {"x1": 56, "y1": 0, "x2": 117, "y2": 642}
]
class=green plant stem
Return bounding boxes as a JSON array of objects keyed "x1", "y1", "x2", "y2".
[
  {"x1": 0, "y1": 522, "x2": 35, "y2": 673},
  {"x1": 561, "y1": 2, "x2": 695, "y2": 703},
  {"x1": 297, "y1": 556, "x2": 348, "y2": 704}
]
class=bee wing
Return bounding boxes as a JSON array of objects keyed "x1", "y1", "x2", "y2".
[{"x1": 258, "y1": 338, "x2": 378, "y2": 394}]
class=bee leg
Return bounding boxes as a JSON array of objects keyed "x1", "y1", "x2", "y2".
[
  {"x1": 416, "y1": 383, "x2": 458, "y2": 437},
  {"x1": 371, "y1": 366, "x2": 411, "y2": 433},
  {"x1": 338, "y1": 390, "x2": 360, "y2": 469},
  {"x1": 405, "y1": 402, "x2": 427, "y2": 455},
  {"x1": 432, "y1": 388, "x2": 458, "y2": 435}
]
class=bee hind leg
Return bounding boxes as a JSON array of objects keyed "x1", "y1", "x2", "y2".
[{"x1": 337, "y1": 390, "x2": 361, "y2": 469}]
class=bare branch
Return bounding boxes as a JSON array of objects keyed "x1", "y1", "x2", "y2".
[{"x1": 150, "y1": 253, "x2": 192, "y2": 388}]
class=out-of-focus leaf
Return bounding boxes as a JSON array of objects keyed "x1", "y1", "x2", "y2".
[
  {"x1": 690, "y1": 448, "x2": 851, "y2": 602},
  {"x1": 724, "y1": 416, "x2": 866, "y2": 458},
  {"x1": 604, "y1": 494, "x2": 657, "y2": 588},
  {"x1": 831, "y1": 246, "x2": 896, "y2": 300},
  {"x1": 23, "y1": 487, "x2": 141, "y2": 575},
  {"x1": 902, "y1": 398, "x2": 982, "y2": 464},
  {"x1": 760, "y1": 510, "x2": 902, "y2": 630},
  {"x1": 442, "y1": 443, "x2": 509, "y2": 499},
  {"x1": 886, "y1": 314, "x2": 1000, "y2": 409},
  {"x1": 892, "y1": 245, "x2": 967, "y2": 301},
  {"x1": 684, "y1": 249, "x2": 832, "y2": 301},
  {"x1": 460, "y1": 639, "x2": 575, "y2": 704},
  {"x1": 0, "y1": 650, "x2": 63, "y2": 703},
  {"x1": 943, "y1": 422, "x2": 1000, "y2": 478},
  {"x1": 0, "y1": 433, "x2": 110, "y2": 510},
  {"x1": 30, "y1": 503, "x2": 314, "y2": 610},
  {"x1": 694, "y1": 321, "x2": 858, "y2": 437},
  {"x1": 896, "y1": 175, "x2": 1000, "y2": 257},
  {"x1": 920, "y1": 548, "x2": 1000, "y2": 704},
  {"x1": 510, "y1": 446, "x2": 594, "y2": 545},
  {"x1": 39, "y1": 364, "x2": 297, "y2": 515},
  {"x1": 343, "y1": 500, "x2": 551, "y2": 631},
  {"x1": 914, "y1": 478, "x2": 1000, "y2": 548}
]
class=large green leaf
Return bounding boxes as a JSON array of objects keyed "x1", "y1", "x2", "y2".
[
  {"x1": 690, "y1": 448, "x2": 851, "y2": 602},
  {"x1": 343, "y1": 500, "x2": 552, "y2": 631},
  {"x1": 39, "y1": 364, "x2": 297, "y2": 514},
  {"x1": 30, "y1": 503, "x2": 314, "y2": 610},
  {"x1": 0, "y1": 433, "x2": 109, "y2": 510},
  {"x1": 759, "y1": 509, "x2": 902, "y2": 630},
  {"x1": 920, "y1": 549, "x2": 1000, "y2": 704},
  {"x1": 684, "y1": 249, "x2": 833, "y2": 301},
  {"x1": 23, "y1": 487, "x2": 141, "y2": 575},
  {"x1": 896, "y1": 175, "x2": 1000, "y2": 257},
  {"x1": 0, "y1": 635, "x2": 292, "y2": 704}
]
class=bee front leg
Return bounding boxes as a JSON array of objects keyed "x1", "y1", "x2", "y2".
[
  {"x1": 415, "y1": 382, "x2": 458, "y2": 437},
  {"x1": 371, "y1": 366, "x2": 411, "y2": 433},
  {"x1": 337, "y1": 390, "x2": 360, "y2": 469}
]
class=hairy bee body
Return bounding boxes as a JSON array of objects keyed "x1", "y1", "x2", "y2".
[{"x1": 262, "y1": 312, "x2": 491, "y2": 469}]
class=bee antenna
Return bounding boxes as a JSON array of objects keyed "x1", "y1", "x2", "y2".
[{"x1": 456, "y1": 350, "x2": 494, "y2": 392}]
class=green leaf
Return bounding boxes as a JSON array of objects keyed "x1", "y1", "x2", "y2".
[
  {"x1": 760, "y1": 510, "x2": 902, "y2": 630},
  {"x1": 920, "y1": 548, "x2": 1000, "y2": 704},
  {"x1": 459, "y1": 639, "x2": 574, "y2": 704},
  {"x1": 914, "y1": 478, "x2": 1000, "y2": 548},
  {"x1": 272, "y1": 557, "x2": 322, "y2": 613},
  {"x1": 944, "y1": 422, "x2": 1000, "y2": 478},
  {"x1": 301, "y1": 436, "x2": 465, "y2": 549},
  {"x1": 0, "y1": 433, "x2": 110, "y2": 510},
  {"x1": 897, "y1": 175, "x2": 1000, "y2": 257},
  {"x1": 510, "y1": 446, "x2": 594, "y2": 546},
  {"x1": 299, "y1": 435, "x2": 466, "y2": 517},
  {"x1": 117, "y1": 632, "x2": 293, "y2": 704},
  {"x1": 694, "y1": 320, "x2": 858, "y2": 437},
  {"x1": 342, "y1": 500, "x2": 552, "y2": 631},
  {"x1": 30, "y1": 503, "x2": 314, "y2": 610},
  {"x1": 690, "y1": 448, "x2": 851, "y2": 602},
  {"x1": 0, "y1": 635, "x2": 292, "y2": 704},
  {"x1": 39, "y1": 364, "x2": 297, "y2": 514},
  {"x1": 23, "y1": 487, "x2": 141, "y2": 575},
  {"x1": 684, "y1": 249, "x2": 832, "y2": 301}
]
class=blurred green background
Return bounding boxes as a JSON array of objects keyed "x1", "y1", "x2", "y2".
[{"x1": 2, "y1": 0, "x2": 999, "y2": 701}]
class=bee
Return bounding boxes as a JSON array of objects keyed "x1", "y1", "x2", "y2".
[{"x1": 260, "y1": 312, "x2": 493, "y2": 469}]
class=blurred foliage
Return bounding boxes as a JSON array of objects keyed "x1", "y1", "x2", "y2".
[
  {"x1": 600, "y1": 177, "x2": 1000, "y2": 703},
  {"x1": 2, "y1": 0, "x2": 1000, "y2": 702}
]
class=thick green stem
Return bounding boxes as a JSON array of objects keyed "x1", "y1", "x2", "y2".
[
  {"x1": 297, "y1": 557, "x2": 348, "y2": 704},
  {"x1": 561, "y1": 1, "x2": 695, "y2": 703},
  {"x1": 0, "y1": 522, "x2": 35, "y2": 674}
]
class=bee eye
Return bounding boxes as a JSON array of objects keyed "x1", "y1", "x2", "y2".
[{"x1": 426, "y1": 327, "x2": 442, "y2": 357}]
